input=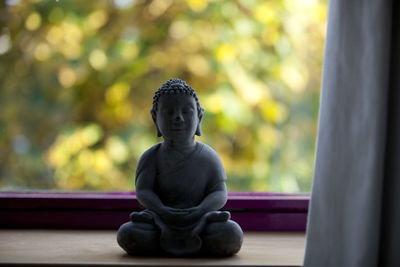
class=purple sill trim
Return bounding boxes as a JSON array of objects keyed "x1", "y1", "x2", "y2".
[{"x1": 0, "y1": 192, "x2": 309, "y2": 231}]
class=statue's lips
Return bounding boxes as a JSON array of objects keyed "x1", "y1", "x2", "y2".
[{"x1": 170, "y1": 128, "x2": 186, "y2": 132}]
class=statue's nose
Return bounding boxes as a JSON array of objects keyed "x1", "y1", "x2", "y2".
[{"x1": 175, "y1": 112, "x2": 184, "y2": 122}]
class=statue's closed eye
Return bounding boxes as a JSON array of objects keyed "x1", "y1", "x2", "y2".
[
  {"x1": 162, "y1": 109, "x2": 173, "y2": 115},
  {"x1": 182, "y1": 108, "x2": 194, "y2": 114}
]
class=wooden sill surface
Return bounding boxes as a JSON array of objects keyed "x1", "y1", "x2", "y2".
[{"x1": 0, "y1": 230, "x2": 305, "y2": 267}]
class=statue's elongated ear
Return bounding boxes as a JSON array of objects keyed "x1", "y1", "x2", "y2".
[
  {"x1": 151, "y1": 110, "x2": 162, "y2": 137},
  {"x1": 195, "y1": 107, "x2": 204, "y2": 136}
]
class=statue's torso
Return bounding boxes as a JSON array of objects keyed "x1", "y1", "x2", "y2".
[{"x1": 154, "y1": 143, "x2": 209, "y2": 208}]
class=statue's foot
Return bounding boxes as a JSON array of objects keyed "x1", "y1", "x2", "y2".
[
  {"x1": 201, "y1": 220, "x2": 243, "y2": 256},
  {"x1": 117, "y1": 221, "x2": 160, "y2": 255}
]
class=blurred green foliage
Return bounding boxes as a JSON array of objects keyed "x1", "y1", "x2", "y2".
[{"x1": 0, "y1": 0, "x2": 326, "y2": 192}]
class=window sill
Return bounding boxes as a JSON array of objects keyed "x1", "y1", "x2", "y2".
[
  {"x1": 0, "y1": 192, "x2": 309, "y2": 231},
  {"x1": 0, "y1": 229, "x2": 305, "y2": 267}
]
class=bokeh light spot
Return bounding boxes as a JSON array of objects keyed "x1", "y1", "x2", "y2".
[
  {"x1": 234, "y1": 19, "x2": 254, "y2": 37},
  {"x1": 169, "y1": 21, "x2": 190, "y2": 40},
  {"x1": 221, "y1": 2, "x2": 239, "y2": 18},
  {"x1": 187, "y1": 54, "x2": 209, "y2": 76},
  {"x1": 106, "y1": 137, "x2": 129, "y2": 163},
  {"x1": 258, "y1": 125, "x2": 280, "y2": 147},
  {"x1": 87, "y1": 10, "x2": 108, "y2": 30},
  {"x1": 121, "y1": 44, "x2": 139, "y2": 60},
  {"x1": 281, "y1": 64, "x2": 308, "y2": 92},
  {"x1": 89, "y1": 49, "x2": 108, "y2": 70},
  {"x1": 78, "y1": 150, "x2": 94, "y2": 168},
  {"x1": 62, "y1": 22, "x2": 83, "y2": 45},
  {"x1": 34, "y1": 42, "x2": 51, "y2": 61},
  {"x1": 120, "y1": 27, "x2": 139, "y2": 43},
  {"x1": 148, "y1": 0, "x2": 172, "y2": 17},
  {"x1": 0, "y1": 34, "x2": 11, "y2": 54},
  {"x1": 187, "y1": 0, "x2": 208, "y2": 12},
  {"x1": 58, "y1": 67, "x2": 76, "y2": 88},
  {"x1": 94, "y1": 150, "x2": 111, "y2": 172},
  {"x1": 105, "y1": 82, "x2": 131, "y2": 104},
  {"x1": 203, "y1": 93, "x2": 223, "y2": 114},
  {"x1": 281, "y1": 175, "x2": 300, "y2": 193},
  {"x1": 46, "y1": 26, "x2": 63, "y2": 45},
  {"x1": 254, "y1": 2, "x2": 276, "y2": 24},
  {"x1": 81, "y1": 124, "x2": 103, "y2": 146},
  {"x1": 216, "y1": 44, "x2": 236, "y2": 63},
  {"x1": 260, "y1": 100, "x2": 289, "y2": 124},
  {"x1": 113, "y1": 0, "x2": 136, "y2": 9},
  {"x1": 25, "y1": 12, "x2": 42, "y2": 31}
]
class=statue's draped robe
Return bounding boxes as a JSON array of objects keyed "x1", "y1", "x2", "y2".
[{"x1": 134, "y1": 142, "x2": 228, "y2": 255}]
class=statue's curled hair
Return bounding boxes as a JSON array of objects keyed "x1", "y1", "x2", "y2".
[{"x1": 151, "y1": 78, "x2": 204, "y2": 117}]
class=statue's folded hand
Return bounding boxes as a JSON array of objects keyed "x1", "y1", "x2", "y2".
[
  {"x1": 207, "y1": 210, "x2": 230, "y2": 222},
  {"x1": 130, "y1": 210, "x2": 154, "y2": 223},
  {"x1": 159, "y1": 206, "x2": 204, "y2": 226},
  {"x1": 182, "y1": 206, "x2": 203, "y2": 221},
  {"x1": 157, "y1": 207, "x2": 189, "y2": 225}
]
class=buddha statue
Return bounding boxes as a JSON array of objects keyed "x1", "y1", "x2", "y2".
[{"x1": 117, "y1": 78, "x2": 243, "y2": 256}]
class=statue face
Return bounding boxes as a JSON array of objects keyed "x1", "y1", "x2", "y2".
[{"x1": 156, "y1": 94, "x2": 200, "y2": 143}]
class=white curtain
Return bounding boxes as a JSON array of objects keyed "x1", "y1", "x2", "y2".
[{"x1": 304, "y1": 0, "x2": 399, "y2": 266}]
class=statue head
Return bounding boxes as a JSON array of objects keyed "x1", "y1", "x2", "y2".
[{"x1": 151, "y1": 78, "x2": 204, "y2": 139}]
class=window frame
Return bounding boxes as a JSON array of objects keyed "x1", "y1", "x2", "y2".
[{"x1": 0, "y1": 192, "x2": 309, "y2": 231}]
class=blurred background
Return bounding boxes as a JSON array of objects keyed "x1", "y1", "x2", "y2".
[{"x1": 0, "y1": 0, "x2": 327, "y2": 193}]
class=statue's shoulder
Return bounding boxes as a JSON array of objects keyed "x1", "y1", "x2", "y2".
[
  {"x1": 196, "y1": 142, "x2": 225, "y2": 171},
  {"x1": 139, "y1": 143, "x2": 161, "y2": 160},
  {"x1": 136, "y1": 143, "x2": 161, "y2": 176},
  {"x1": 197, "y1": 142, "x2": 219, "y2": 158}
]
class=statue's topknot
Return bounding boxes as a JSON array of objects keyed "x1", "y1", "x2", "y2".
[{"x1": 151, "y1": 78, "x2": 203, "y2": 117}]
